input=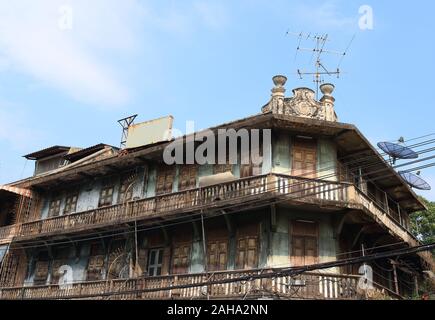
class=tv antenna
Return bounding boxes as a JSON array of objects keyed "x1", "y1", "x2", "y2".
[
  {"x1": 286, "y1": 31, "x2": 355, "y2": 99},
  {"x1": 118, "y1": 114, "x2": 137, "y2": 148}
]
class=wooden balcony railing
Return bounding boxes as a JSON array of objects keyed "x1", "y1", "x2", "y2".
[
  {"x1": 16, "y1": 175, "x2": 269, "y2": 240},
  {"x1": 0, "y1": 173, "x2": 416, "y2": 244},
  {"x1": 0, "y1": 225, "x2": 16, "y2": 245},
  {"x1": 0, "y1": 269, "x2": 399, "y2": 300}
]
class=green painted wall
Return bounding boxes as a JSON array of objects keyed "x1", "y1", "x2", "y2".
[
  {"x1": 272, "y1": 132, "x2": 291, "y2": 174},
  {"x1": 318, "y1": 138, "x2": 338, "y2": 181}
]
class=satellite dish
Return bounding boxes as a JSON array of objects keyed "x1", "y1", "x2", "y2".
[
  {"x1": 377, "y1": 142, "x2": 418, "y2": 164},
  {"x1": 398, "y1": 171, "x2": 431, "y2": 190}
]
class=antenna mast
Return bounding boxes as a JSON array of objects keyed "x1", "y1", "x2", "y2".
[
  {"x1": 118, "y1": 114, "x2": 138, "y2": 148},
  {"x1": 287, "y1": 31, "x2": 353, "y2": 99}
]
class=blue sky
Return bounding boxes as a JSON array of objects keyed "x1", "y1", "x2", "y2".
[{"x1": 1, "y1": 0, "x2": 435, "y2": 200}]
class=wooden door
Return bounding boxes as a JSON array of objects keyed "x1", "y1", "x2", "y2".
[
  {"x1": 292, "y1": 138, "x2": 317, "y2": 178},
  {"x1": 290, "y1": 221, "x2": 319, "y2": 267}
]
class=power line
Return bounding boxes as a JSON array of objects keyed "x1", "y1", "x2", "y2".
[
  {"x1": 10, "y1": 242, "x2": 433, "y2": 300},
  {"x1": 6, "y1": 150, "x2": 434, "y2": 251}
]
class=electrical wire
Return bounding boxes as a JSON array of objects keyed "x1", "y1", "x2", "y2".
[
  {"x1": 2, "y1": 136, "x2": 435, "y2": 289},
  {"x1": 6, "y1": 151, "x2": 435, "y2": 251},
  {"x1": 4, "y1": 242, "x2": 433, "y2": 300}
]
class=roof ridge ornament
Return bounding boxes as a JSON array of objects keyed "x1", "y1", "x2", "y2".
[{"x1": 262, "y1": 75, "x2": 337, "y2": 122}]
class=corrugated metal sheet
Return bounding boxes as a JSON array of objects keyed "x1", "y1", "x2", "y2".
[
  {"x1": 126, "y1": 116, "x2": 173, "y2": 149},
  {"x1": 24, "y1": 146, "x2": 71, "y2": 160}
]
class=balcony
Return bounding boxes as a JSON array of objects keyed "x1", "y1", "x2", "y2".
[
  {"x1": 0, "y1": 174, "x2": 419, "y2": 246},
  {"x1": 0, "y1": 225, "x2": 17, "y2": 245},
  {"x1": 0, "y1": 269, "x2": 401, "y2": 300}
]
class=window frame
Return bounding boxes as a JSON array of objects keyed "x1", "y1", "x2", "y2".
[
  {"x1": 48, "y1": 198, "x2": 62, "y2": 217},
  {"x1": 98, "y1": 185, "x2": 114, "y2": 208},
  {"x1": 64, "y1": 193, "x2": 79, "y2": 214},
  {"x1": 147, "y1": 248, "x2": 164, "y2": 277}
]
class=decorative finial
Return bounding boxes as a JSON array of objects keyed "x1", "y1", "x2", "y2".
[
  {"x1": 320, "y1": 83, "x2": 335, "y2": 96},
  {"x1": 272, "y1": 75, "x2": 287, "y2": 88}
]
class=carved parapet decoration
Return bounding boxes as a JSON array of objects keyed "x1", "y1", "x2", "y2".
[{"x1": 262, "y1": 76, "x2": 337, "y2": 122}]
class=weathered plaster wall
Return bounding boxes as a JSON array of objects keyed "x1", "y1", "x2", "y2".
[
  {"x1": 41, "y1": 167, "x2": 147, "y2": 219},
  {"x1": 24, "y1": 244, "x2": 91, "y2": 286}
]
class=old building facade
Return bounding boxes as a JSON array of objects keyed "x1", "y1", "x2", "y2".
[{"x1": 0, "y1": 76, "x2": 433, "y2": 300}]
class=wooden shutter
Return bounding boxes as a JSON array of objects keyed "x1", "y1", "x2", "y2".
[
  {"x1": 171, "y1": 244, "x2": 191, "y2": 275},
  {"x1": 160, "y1": 247, "x2": 171, "y2": 276},
  {"x1": 214, "y1": 163, "x2": 233, "y2": 175},
  {"x1": 235, "y1": 224, "x2": 259, "y2": 270},
  {"x1": 240, "y1": 140, "x2": 263, "y2": 178},
  {"x1": 98, "y1": 186, "x2": 114, "y2": 207},
  {"x1": 86, "y1": 243, "x2": 105, "y2": 281},
  {"x1": 34, "y1": 261, "x2": 49, "y2": 285},
  {"x1": 240, "y1": 165, "x2": 253, "y2": 178},
  {"x1": 207, "y1": 240, "x2": 228, "y2": 271},
  {"x1": 50, "y1": 260, "x2": 64, "y2": 285},
  {"x1": 156, "y1": 166, "x2": 175, "y2": 195},
  {"x1": 178, "y1": 165, "x2": 197, "y2": 191},
  {"x1": 136, "y1": 248, "x2": 149, "y2": 277},
  {"x1": 236, "y1": 237, "x2": 259, "y2": 270},
  {"x1": 50, "y1": 247, "x2": 69, "y2": 284},
  {"x1": 48, "y1": 198, "x2": 61, "y2": 217},
  {"x1": 64, "y1": 194, "x2": 78, "y2": 214},
  {"x1": 292, "y1": 138, "x2": 317, "y2": 178},
  {"x1": 290, "y1": 221, "x2": 319, "y2": 267}
]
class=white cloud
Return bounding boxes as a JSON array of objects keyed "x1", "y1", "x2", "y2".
[
  {"x1": 0, "y1": 1, "x2": 231, "y2": 108},
  {"x1": 292, "y1": 1, "x2": 357, "y2": 29},
  {"x1": 0, "y1": 0, "x2": 146, "y2": 108}
]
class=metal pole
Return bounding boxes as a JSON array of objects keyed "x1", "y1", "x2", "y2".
[
  {"x1": 361, "y1": 243, "x2": 368, "y2": 300},
  {"x1": 391, "y1": 260, "x2": 400, "y2": 295},
  {"x1": 134, "y1": 220, "x2": 139, "y2": 277},
  {"x1": 200, "y1": 212, "x2": 209, "y2": 300},
  {"x1": 384, "y1": 192, "x2": 390, "y2": 215},
  {"x1": 414, "y1": 275, "x2": 419, "y2": 297}
]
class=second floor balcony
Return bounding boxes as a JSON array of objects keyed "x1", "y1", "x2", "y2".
[{"x1": 0, "y1": 173, "x2": 424, "y2": 259}]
